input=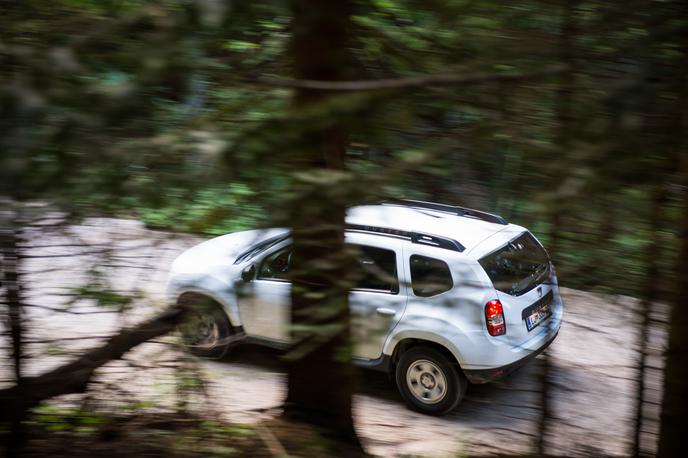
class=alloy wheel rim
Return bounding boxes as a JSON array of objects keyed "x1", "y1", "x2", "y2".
[
  {"x1": 183, "y1": 312, "x2": 220, "y2": 349},
  {"x1": 406, "y1": 359, "x2": 447, "y2": 404}
]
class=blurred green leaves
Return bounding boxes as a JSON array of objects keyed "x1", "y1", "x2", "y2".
[{"x1": 2, "y1": 0, "x2": 686, "y2": 299}]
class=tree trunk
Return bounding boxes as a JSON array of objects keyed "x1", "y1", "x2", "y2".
[
  {"x1": 536, "y1": 1, "x2": 576, "y2": 455},
  {"x1": 657, "y1": 23, "x2": 688, "y2": 457},
  {"x1": 282, "y1": 0, "x2": 361, "y2": 448},
  {"x1": 657, "y1": 181, "x2": 688, "y2": 458},
  {"x1": 1, "y1": 207, "x2": 25, "y2": 457}
]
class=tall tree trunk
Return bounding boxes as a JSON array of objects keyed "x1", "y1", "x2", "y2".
[
  {"x1": 658, "y1": 179, "x2": 688, "y2": 458},
  {"x1": 657, "y1": 22, "x2": 688, "y2": 457},
  {"x1": 282, "y1": 0, "x2": 361, "y2": 448},
  {"x1": 536, "y1": 1, "x2": 576, "y2": 455},
  {"x1": 1, "y1": 207, "x2": 25, "y2": 457}
]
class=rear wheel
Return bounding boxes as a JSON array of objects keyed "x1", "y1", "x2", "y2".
[
  {"x1": 395, "y1": 346, "x2": 466, "y2": 415},
  {"x1": 178, "y1": 295, "x2": 234, "y2": 359}
]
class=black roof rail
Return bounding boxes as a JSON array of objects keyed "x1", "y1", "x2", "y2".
[
  {"x1": 346, "y1": 224, "x2": 465, "y2": 252},
  {"x1": 380, "y1": 199, "x2": 508, "y2": 225}
]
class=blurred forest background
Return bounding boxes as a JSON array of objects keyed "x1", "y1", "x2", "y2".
[{"x1": 1, "y1": 0, "x2": 687, "y2": 457}]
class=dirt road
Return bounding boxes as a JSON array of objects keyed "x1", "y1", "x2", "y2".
[{"x1": 2, "y1": 217, "x2": 666, "y2": 456}]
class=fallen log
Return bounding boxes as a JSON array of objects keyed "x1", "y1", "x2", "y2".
[{"x1": 0, "y1": 305, "x2": 188, "y2": 423}]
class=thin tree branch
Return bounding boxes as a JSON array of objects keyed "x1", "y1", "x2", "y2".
[{"x1": 256, "y1": 64, "x2": 569, "y2": 91}]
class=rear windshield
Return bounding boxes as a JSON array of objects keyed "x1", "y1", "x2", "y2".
[{"x1": 479, "y1": 232, "x2": 550, "y2": 296}]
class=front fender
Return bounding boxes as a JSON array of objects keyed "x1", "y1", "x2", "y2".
[{"x1": 167, "y1": 274, "x2": 242, "y2": 327}]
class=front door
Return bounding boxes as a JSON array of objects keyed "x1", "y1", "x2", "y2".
[
  {"x1": 238, "y1": 244, "x2": 291, "y2": 342},
  {"x1": 238, "y1": 235, "x2": 408, "y2": 358}
]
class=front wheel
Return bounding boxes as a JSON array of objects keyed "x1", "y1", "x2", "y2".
[
  {"x1": 178, "y1": 295, "x2": 234, "y2": 359},
  {"x1": 395, "y1": 346, "x2": 466, "y2": 415}
]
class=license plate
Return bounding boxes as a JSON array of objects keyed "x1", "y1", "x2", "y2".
[{"x1": 525, "y1": 302, "x2": 551, "y2": 331}]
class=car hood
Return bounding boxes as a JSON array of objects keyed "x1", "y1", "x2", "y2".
[{"x1": 170, "y1": 228, "x2": 286, "y2": 276}]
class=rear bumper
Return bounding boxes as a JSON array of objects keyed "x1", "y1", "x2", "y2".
[{"x1": 463, "y1": 329, "x2": 559, "y2": 384}]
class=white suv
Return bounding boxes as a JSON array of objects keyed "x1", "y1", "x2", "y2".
[{"x1": 167, "y1": 200, "x2": 563, "y2": 415}]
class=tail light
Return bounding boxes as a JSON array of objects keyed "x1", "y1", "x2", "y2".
[{"x1": 485, "y1": 299, "x2": 506, "y2": 336}]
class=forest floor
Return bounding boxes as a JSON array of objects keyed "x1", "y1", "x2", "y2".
[{"x1": 1, "y1": 217, "x2": 668, "y2": 457}]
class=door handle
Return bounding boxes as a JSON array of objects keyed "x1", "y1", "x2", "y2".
[{"x1": 376, "y1": 307, "x2": 396, "y2": 316}]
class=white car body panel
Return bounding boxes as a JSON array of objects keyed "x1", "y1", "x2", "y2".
[
  {"x1": 239, "y1": 277, "x2": 291, "y2": 342},
  {"x1": 167, "y1": 203, "x2": 563, "y2": 382}
]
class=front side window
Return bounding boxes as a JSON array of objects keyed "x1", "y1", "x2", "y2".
[
  {"x1": 352, "y1": 245, "x2": 399, "y2": 293},
  {"x1": 258, "y1": 246, "x2": 292, "y2": 280},
  {"x1": 410, "y1": 255, "x2": 453, "y2": 297},
  {"x1": 257, "y1": 243, "x2": 400, "y2": 292}
]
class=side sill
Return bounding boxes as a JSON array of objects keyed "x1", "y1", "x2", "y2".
[
  {"x1": 353, "y1": 354, "x2": 393, "y2": 373},
  {"x1": 243, "y1": 334, "x2": 290, "y2": 350}
]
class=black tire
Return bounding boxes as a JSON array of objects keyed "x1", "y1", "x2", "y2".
[
  {"x1": 178, "y1": 294, "x2": 234, "y2": 359},
  {"x1": 395, "y1": 346, "x2": 466, "y2": 415}
]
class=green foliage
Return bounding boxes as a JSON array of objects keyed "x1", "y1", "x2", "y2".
[
  {"x1": 32, "y1": 404, "x2": 106, "y2": 433},
  {"x1": 2, "y1": 0, "x2": 686, "y2": 299},
  {"x1": 128, "y1": 183, "x2": 263, "y2": 235},
  {"x1": 28, "y1": 403, "x2": 267, "y2": 457},
  {"x1": 67, "y1": 283, "x2": 134, "y2": 310}
]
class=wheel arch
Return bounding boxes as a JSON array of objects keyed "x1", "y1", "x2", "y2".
[
  {"x1": 385, "y1": 331, "x2": 466, "y2": 372},
  {"x1": 174, "y1": 287, "x2": 241, "y2": 328}
]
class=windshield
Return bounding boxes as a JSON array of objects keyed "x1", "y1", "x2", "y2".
[
  {"x1": 233, "y1": 233, "x2": 289, "y2": 265},
  {"x1": 479, "y1": 232, "x2": 550, "y2": 296}
]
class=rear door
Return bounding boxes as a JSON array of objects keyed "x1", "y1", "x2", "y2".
[
  {"x1": 346, "y1": 233, "x2": 408, "y2": 360},
  {"x1": 478, "y1": 232, "x2": 556, "y2": 346}
]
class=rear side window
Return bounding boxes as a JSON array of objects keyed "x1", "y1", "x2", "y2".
[
  {"x1": 352, "y1": 245, "x2": 399, "y2": 293},
  {"x1": 410, "y1": 255, "x2": 453, "y2": 297},
  {"x1": 479, "y1": 232, "x2": 550, "y2": 296}
]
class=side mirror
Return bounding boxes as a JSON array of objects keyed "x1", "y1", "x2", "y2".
[{"x1": 241, "y1": 264, "x2": 256, "y2": 282}]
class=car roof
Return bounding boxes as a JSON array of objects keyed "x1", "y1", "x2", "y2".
[
  {"x1": 197, "y1": 203, "x2": 529, "y2": 264},
  {"x1": 346, "y1": 204, "x2": 526, "y2": 257}
]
